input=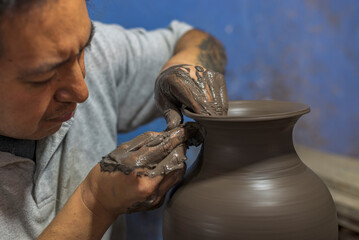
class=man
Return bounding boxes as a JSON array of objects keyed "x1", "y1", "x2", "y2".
[{"x1": 0, "y1": 0, "x2": 227, "y2": 239}]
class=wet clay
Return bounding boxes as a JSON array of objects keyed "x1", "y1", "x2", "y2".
[
  {"x1": 155, "y1": 64, "x2": 228, "y2": 127},
  {"x1": 100, "y1": 122, "x2": 203, "y2": 177},
  {"x1": 162, "y1": 101, "x2": 338, "y2": 240}
]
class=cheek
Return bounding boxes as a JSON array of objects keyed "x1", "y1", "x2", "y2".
[
  {"x1": 16, "y1": 86, "x2": 52, "y2": 117},
  {"x1": 0, "y1": 82, "x2": 54, "y2": 137}
]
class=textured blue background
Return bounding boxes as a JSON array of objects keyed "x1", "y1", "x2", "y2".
[{"x1": 88, "y1": 1, "x2": 359, "y2": 239}]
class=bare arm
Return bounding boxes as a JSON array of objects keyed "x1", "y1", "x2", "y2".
[
  {"x1": 162, "y1": 29, "x2": 227, "y2": 73},
  {"x1": 37, "y1": 174, "x2": 116, "y2": 240}
]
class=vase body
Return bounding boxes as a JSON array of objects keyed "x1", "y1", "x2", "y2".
[{"x1": 162, "y1": 101, "x2": 338, "y2": 240}]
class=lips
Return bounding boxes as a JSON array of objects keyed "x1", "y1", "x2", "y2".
[{"x1": 48, "y1": 106, "x2": 76, "y2": 122}]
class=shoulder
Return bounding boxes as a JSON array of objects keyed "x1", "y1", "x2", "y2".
[{"x1": 90, "y1": 20, "x2": 193, "y2": 46}]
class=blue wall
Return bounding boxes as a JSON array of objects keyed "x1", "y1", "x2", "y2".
[
  {"x1": 88, "y1": 1, "x2": 359, "y2": 239},
  {"x1": 89, "y1": 0, "x2": 359, "y2": 158}
]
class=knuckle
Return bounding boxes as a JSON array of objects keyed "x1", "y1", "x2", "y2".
[
  {"x1": 144, "y1": 131, "x2": 158, "y2": 137},
  {"x1": 119, "y1": 142, "x2": 130, "y2": 149},
  {"x1": 138, "y1": 186, "x2": 154, "y2": 199},
  {"x1": 136, "y1": 178, "x2": 158, "y2": 198}
]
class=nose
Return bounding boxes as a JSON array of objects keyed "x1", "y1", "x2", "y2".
[{"x1": 54, "y1": 61, "x2": 89, "y2": 103}]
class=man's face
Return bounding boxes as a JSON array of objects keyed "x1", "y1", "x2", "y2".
[{"x1": 0, "y1": 0, "x2": 93, "y2": 140}]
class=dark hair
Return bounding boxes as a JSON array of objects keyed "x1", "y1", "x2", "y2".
[
  {"x1": 0, "y1": 0, "x2": 90, "y2": 15},
  {"x1": 0, "y1": 0, "x2": 90, "y2": 57},
  {"x1": 0, "y1": 0, "x2": 41, "y2": 15}
]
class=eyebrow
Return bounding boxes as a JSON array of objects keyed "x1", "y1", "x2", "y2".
[{"x1": 18, "y1": 21, "x2": 95, "y2": 78}]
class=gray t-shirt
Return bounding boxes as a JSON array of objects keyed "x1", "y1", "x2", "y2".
[{"x1": 0, "y1": 20, "x2": 192, "y2": 240}]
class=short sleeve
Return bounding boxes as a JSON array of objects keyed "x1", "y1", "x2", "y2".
[{"x1": 84, "y1": 20, "x2": 193, "y2": 133}]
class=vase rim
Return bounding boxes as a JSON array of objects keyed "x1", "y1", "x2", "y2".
[{"x1": 184, "y1": 100, "x2": 310, "y2": 122}]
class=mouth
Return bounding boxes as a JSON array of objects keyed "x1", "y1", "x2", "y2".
[{"x1": 48, "y1": 106, "x2": 77, "y2": 122}]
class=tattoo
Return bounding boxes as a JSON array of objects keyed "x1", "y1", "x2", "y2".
[{"x1": 197, "y1": 35, "x2": 227, "y2": 74}]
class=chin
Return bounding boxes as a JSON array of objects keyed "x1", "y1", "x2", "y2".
[{"x1": 30, "y1": 123, "x2": 63, "y2": 140}]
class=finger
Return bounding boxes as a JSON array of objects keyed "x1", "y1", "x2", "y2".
[
  {"x1": 164, "y1": 108, "x2": 182, "y2": 130},
  {"x1": 125, "y1": 170, "x2": 165, "y2": 213},
  {"x1": 146, "y1": 167, "x2": 186, "y2": 211},
  {"x1": 125, "y1": 144, "x2": 187, "y2": 213},
  {"x1": 157, "y1": 67, "x2": 213, "y2": 116},
  {"x1": 218, "y1": 74, "x2": 229, "y2": 115},
  {"x1": 155, "y1": 89, "x2": 183, "y2": 130},
  {"x1": 208, "y1": 71, "x2": 222, "y2": 114},
  {"x1": 114, "y1": 131, "x2": 160, "y2": 152},
  {"x1": 124, "y1": 185, "x2": 160, "y2": 213},
  {"x1": 196, "y1": 69, "x2": 214, "y2": 103},
  {"x1": 158, "y1": 166, "x2": 185, "y2": 194},
  {"x1": 200, "y1": 70, "x2": 218, "y2": 115},
  {"x1": 139, "y1": 149, "x2": 187, "y2": 211},
  {"x1": 165, "y1": 66, "x2": 220, "y2": 117},
  {"x1": 168, "y1": 76, "x2": 212, "y2": 115},
  {"x1": 208, "y1": 71, "x2": 227, "y2": 115},
  {"x1": 136, "y1": 128, "x2": 188, "y2": 166},
  {"x1": 102, "y1": 127, "x2": 187, "y2": 173},
  {"x1": 144, "y1": 144, "x2": 187, "y2": 177},
  {"x1": 126, "y1": 131, "x2": 161, "y2": 152},
  {"x1": 101, "y1": 131, "x2": 162, "y2": 173},
  {"x1": 107, "y1": 131, "x2": 160, "y2": 162},
  {"x1": 128, "y1": 158, "x2": 186, "y2": 213},
  {"x1": 146, "y1": 195, "x2": 166, "y2": 211},
  {"x1": 125, "y1": 186, "x2": 166, "y2": 213}
]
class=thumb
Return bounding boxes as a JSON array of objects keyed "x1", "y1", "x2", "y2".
[
  {"x1": 163, "y1": 107, "x2": 182, "y2": 130},
  {"x1": 155, "y1": 81, "x2": 183, "y2": 130}
]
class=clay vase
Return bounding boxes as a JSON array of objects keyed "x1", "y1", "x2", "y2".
[{"x1": 162, "y1": 100, "x2": 338, "y2": 240}]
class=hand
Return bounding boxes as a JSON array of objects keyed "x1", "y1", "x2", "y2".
[
  {"x1": 80, "y1": 124, "x2": 199, "y2": 217},
  {"x1": 155, "y1": 64, "x2": 228, "y2": 129}
]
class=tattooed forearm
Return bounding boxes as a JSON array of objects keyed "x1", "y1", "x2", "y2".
[{"x1": 197, "y1": 35, "x2": 227, "y2": 74}]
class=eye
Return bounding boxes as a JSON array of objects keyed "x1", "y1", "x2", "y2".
[{"x1": 30, "y1": 73, "x2": 56, "y2": 86}]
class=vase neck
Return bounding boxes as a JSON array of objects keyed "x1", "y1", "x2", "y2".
[{"x1": 198, "y1": 117, "x2": 300, "y2": 174}]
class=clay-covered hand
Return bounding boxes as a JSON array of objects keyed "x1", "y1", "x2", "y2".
[
  {"x1": 155, "y1": 64, "x2": 228, "y2": 129},
  {"x1": 80, "y1": 123, "x2": 201, "y2": 216},
  {"x1": 100, "y1": 123, "x2": 201, "y2": 176}
]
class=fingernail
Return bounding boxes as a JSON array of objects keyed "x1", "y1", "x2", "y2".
[{"x1": 195, "y1": 66, "x2": 204, "y2": 72}]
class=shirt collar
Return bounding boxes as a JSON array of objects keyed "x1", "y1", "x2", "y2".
[{"x1": 0, "y1": 135, "x2": 36, "y2": 161}]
